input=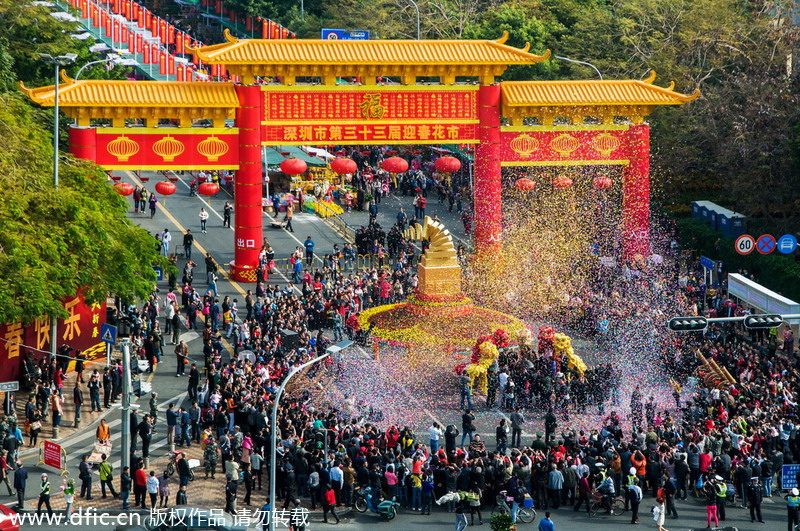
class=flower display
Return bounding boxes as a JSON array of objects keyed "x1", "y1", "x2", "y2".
[
  {"x1": 464, "y1": 341, "x2": 499, "y2": 394},
  {"x1": 552, "y1": 332, "x2": 588, "y2": 375}
]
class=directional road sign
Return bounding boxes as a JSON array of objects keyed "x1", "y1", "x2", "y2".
[
  {"x1": 700, "y1": 256, "x2": 714, "y2": 270},
  {"x1": 756, "y1": 234, "x2": 776, "y2": 254},
  {"x1": 778, "y1": 234, "x2": 798, "y2": 254},
  {"x1": 0, "y1": 382, "x2": 20, "y2": 393},
  {"x1": 735, "y1": 234, "x2": 755, "y2": 255},
  {"x1": 100, "y1": 323, "x2": 117, "y2": 345}
]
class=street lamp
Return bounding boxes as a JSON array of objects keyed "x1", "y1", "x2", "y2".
[
  {"x1": 75, "y1": 53, "x2": 132, "y2": 80},
  {"x1": 268, "y1": 352, "x2": 330, "y2": 531},
  {"x1": 407, "y1": 0, "x2": 420, "y2": 39},
  {"x1": 553, "y1": 55, "x2": 603, "y2": 80},
  {"x1": 39, "y1": 52, "x2": 77, "y2": 375}
]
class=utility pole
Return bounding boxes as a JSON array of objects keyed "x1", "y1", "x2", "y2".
[{"x1": 39, "y1": 53, "x2": 77, "y2": 387}]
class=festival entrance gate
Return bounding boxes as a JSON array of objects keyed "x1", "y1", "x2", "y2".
[{"x1": 21, "y1": 30, "x2": 698, "y2": 282}]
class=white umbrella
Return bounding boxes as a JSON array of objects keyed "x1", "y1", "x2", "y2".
[{"x1": 238, "y1": 350, "x2": 256, "y2": 363}]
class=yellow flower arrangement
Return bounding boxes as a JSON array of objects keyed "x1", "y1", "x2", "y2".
[{"x1": 464, "y1": 341, "x2": 499, "y2": 394}]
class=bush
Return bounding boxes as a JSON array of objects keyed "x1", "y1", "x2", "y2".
[
  {"x1": 490, "y1": 511, "x2": 514, "y2": 531},
  {"x1": 676, "y1": 218, "x2": 800, "y2": 301}
]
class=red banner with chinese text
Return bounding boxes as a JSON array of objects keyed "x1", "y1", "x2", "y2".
[
  {"x1": 94, "y1": 129, "x2": 240, "y2": 170},
  {"x1": 0, "y1": 295, "x2": 106, "y2": 382},
  {"x1": 261, "y1": 88, "x2": 479, "y2": 145},
  {"x1": 263, "y1": 123, "x2": 478, "y2": 145},
  {"x1": 263, "y1": 87, "x2": 478, "y2": 123},
  {"x1": 498, "y1": 127, "x2": 636, "y2": 166}
]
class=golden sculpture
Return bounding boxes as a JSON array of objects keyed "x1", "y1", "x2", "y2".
[{"x1": 404, "y1": 216, "x2": 462, "y2": 298}]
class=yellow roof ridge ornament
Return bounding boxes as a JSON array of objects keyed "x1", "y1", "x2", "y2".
[
  {"x1": 645, "y1": 80, "x2": 701, "y2": 102},
  {"x1": 17, "y1": 81, "x2": 38, "y2": 102},
  {"x1": 642, "y1": 70, "x2": 657, "y2": 84},
  {"x1": 60, "y1": 69, "x2": 76, "y2": 85},
  {"x1": 495, "y1": 31, "x2": 510, "y2": 44},
  {"x1": 223, "y1": 28, "x2": 238, "y2": 43}
]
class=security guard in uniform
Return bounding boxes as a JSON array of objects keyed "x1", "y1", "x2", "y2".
[
  {"x1": 36, "y1": 473, "x2": 52, "y2": 516},
  {"x1": 714, "y1": 475, "x2": 727, "y2": 521},
  {"x1": 624, "y1": 467, "x2": 637, "y2": 511},
  {"x1": 786, "y1": 487, "x2": 800, "y2": 531}
]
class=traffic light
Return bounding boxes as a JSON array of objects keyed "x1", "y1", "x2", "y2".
[
  {"x1": 668, "y1": 316, "x2": 708, "y2": 332},
  {"x1": 743, "y1": 314, "x2": 783, "y2": 329}
]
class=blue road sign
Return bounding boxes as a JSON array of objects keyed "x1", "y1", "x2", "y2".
[
  {"x1": 778, "y1": 234, "x2": 798, "y2": 254},
  {"x1": 783, "y1": 464, "x2": 800, "y2": 490},
  {"x1": 153, "y1": 266, "x2": 163, "y2": 281},
  {"x1": 100, "y1": 323, "x2": 117, "y2": 345},
  {"x1": 700, "y1": 256, "x2": 714, "y2": 270},
  {"x1": 756, "y1": 234, "x2": 776, "y2": 254},
  {"x1": 321, "y1": 28, "x2": 370, "y2": 40}
]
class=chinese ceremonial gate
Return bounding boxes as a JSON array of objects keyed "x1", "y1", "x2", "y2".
[{"x1": 21, "y1": 30, "x2": 698, "y2": 282}]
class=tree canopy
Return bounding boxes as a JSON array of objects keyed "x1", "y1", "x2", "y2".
[{"x1": 0, "y1": 3, "x2": 168, "y2": 324}]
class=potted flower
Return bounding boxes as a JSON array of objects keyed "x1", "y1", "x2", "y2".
[{"x1": 490, "y1": 512, "x2": 515, "y2": 531}]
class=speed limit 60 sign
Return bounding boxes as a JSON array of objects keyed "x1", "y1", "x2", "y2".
[{"x1": 735, "y1": 234, "x2": 755, "y2": 255}]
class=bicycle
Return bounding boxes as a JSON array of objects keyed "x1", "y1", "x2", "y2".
[
  {"x1": 163, "y1": 450, "x2": 195, "y2": 481},
  {"x1": 589, "y1": 490, "x2": 626, "y2": 517},
  {"x1": 491, "y1": 490, "x2": 536, "y2": 523}
]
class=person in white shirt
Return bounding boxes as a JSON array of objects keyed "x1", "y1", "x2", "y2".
[
  {"x1": 161, "y1": 229, "x2": 172, "y2": 256},
  {"x1": 429, "y1": 423, "x2": 443, "y2": 453},
  {"x1": 146, "y1": 471, "x2": 160, "y2": 509},
  {"x1": 199, "y1": 208, "x2": 209, "y2": 233}
]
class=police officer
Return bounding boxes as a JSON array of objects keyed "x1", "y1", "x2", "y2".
[
  {"x1": 37, "y1": 473, "x2": 52, "y2": 516},
  {"x1": 714, "y1": 475, "x2": 727, "y2": 521},
  {"x1": 787, "y1": 487, "x2": 800, "y2": 531},
  {"x1": 623, "y1": 467, "x2": 637, "y2": 511},
  {"x1": 748, "y1": 476, "x2": 764, "y2": 523}
]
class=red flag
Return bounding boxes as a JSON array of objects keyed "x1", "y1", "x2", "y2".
[
  {"x1": 214, "y1": 0, "x2": 222, "y2": 14},
  {"x1": 166, "y1": 24, "x2": 175, "y2": 45},
  {"x1": 175, "y1": 32, "x2": 184, "y2": 54},
  {"x1": 159, "y1": 19, "x2": 167, "y2": 41},
  {"x1": 261, "y1": 19, "x2": 268, "y2": 39},
  {"x1": 168, "y1": 55, "x2": 176, "y2": 75},
  {"x1": 135, "y1": 32, "x2": 143, "y2": 53},
  {"x1": 127, "y1": 28, "x2": 135, "y2": 51},
  {"x1": 102, "y1": 12, "x2": 112, "y2": 38},
  {"x1": 159, "y1": 52, "x2": 167, "y2": 76},
  {"x1": 79, "y1": 0, "x2": 88, "y2": 18},
  {"x1": 245, "y1": 15, "x2": 253, "y2": 31},
  {"x1": 112, "y1": 19, "x2": 121, "y2": 43},
  {"x1": 143, "y1": 11, "x2": 151, "y2": 32},
  {"x1": 177, "y1": 64, "x2": 186, "y2": 82}
]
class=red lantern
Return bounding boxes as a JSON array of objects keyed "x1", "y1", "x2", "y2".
[
  {"x1": 434, "y1": 156, "x2": 461, "y2": 174},
  {"x1": 360, "y1": 150, "x2": 371, "y2": 156},
  {"x1": 167, "y1": 175, "x2": 179, "y2": 183},
  {"x1": 224, "y1": 174, "x2": 234, "y2": 181},
  {"x1": 515, "y1": 178, "x2": 536, "y2": 191},
  {"x1": 382, "y1": 156, "x2": 409, "y2": 174},
  {"x1": 330, "y1": 157, "x2": 357, "y2": 175},
  {"x1": 280, "y1": 157, "x2": 307, "y2": 175},
  {"x1": 113, "y1": 182, "x2": 134, "y2": 196},
  {"x1": 111, "y1": 175, "x2": 122, "y2": 182},
  {"x1": 386, "y1": 150, "x2": 398, "y2": 156},
  {"x1": 155, "y1": 181, "x2": 176, "y2": 196},
  {"x1": 198, "y1": 182, "x2": 219, "y2": 196},
  {"x1": 197, "y1": 174, "x2": 208, "y2": 183},
  {"x1": 593, "y1": 176, "x2": 613, "y2": 190},
  {"x1": 553, "y1": 176, "x2": 573, "y2": 189},
  {"x1": 139, "y1": 176, "x2": 150, "y2": 183}
]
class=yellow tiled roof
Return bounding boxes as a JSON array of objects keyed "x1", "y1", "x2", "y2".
[
  {"x1": 191, "y1": 29, "x2": 550, "y2": 66},
  {"x1": 501, "y1": 72, "x2": 699, "y2": 107},
  {"x1": 19, "y1": 73, "x2": 239, "y2": 108}
]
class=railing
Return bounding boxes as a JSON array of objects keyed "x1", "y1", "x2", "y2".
[
  {"x1": 322, "y1": 214, "x2": 356, "y2": 243},
  {"x1": 268, "y1": 254, "x2": 407, "y2": 274}
]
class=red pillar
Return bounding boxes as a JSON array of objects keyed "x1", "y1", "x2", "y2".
[
  {"x1": 622, "y1": 124, "x2": 651, "y2": 260},
  {"x1": 69, "y1": 126, "x2": 97, "y2": 162},
  {"x1": 474, "y1": 84, "x2": 502, "y2": 257},
  {"x1": 230, "y1": 85, "x2": 263, "y2": 282}
]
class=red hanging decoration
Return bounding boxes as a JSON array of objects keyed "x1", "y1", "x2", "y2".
[
  {"x1": 434, "y1": 156, "x2": 461, "y2": 174},
  {"x1": 198, "y1": 182, "x2": 219, "y2": 196},
  {"x1": 139, "y1": 176, "x2": 150, "y2": 183},
  {"x1": 167, "y1": 175, "x2": 179, "y2": 183},
  {"x1": 382, "y1": 156, "x2": 409, "y2": 174},
  {"x1": 330, "y1": 158, "x2": 357, "y2": 175},
  {"x1": 593, "y1": 176, "x2": 613, "y2": 190},
  {"x1": 280, "y1": 157, "x2": 307, "y2": 175},
  {"x1": 553, "y1": 176, "x2": 573, "y2": 189},
  {"x1": 113, "y1": 182, "x2": 134, "y2": 196},
  {"x1": 155, "y1": 181, "x2": 176, "y2": 196},
  {"x1": 514, "y1": 178, "x2": 536, "y2": 191},
  {"x1": 111, "y1": 175, "x2": 122, "y2": 182}
]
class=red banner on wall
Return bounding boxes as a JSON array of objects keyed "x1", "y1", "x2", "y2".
[
  {"x1": 0, "y1": 295, "x2": 106, "y2": 383},
  {"x1": 262, "y1": 87, "x2": 478, "y2": 123},
  {"x1": 263, "y1": 123, "x2": 478, "y2": 146},
  {"x1": 42, "y1": 441, "x2": 63, "y2": 469},
  {"x1": 94, "y1": 129, "x2": 240, "y2": 170},
  {"x1": 498, "y1": 126, "x2": 636, "y2": 166}
]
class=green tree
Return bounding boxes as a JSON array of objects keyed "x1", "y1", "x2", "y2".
[{"x1": 0, "y1": 95, "x2": 167, "y2": 324}]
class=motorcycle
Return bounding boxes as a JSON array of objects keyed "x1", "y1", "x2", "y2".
[{"x1": 353, "y1": 486, "x2": 399, "y2": 521}]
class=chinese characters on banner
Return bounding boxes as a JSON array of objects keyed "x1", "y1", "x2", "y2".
[
  {"x1": 261, "y1": 88, "x2": 480, "y2": 145},
  {"x1": 497, "y1": 127, "x2": 635, "y2": 165},
  {"x1": 0, "y1": 295, "x2": 107, "y2": 382},
  {"x1": 42, "y1": 440, "x2": 63, "y2": 469}
]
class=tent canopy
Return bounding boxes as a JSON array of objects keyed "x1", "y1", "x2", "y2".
[{"x1": 277, "y1": 145, "x2": 327, "y2": 167}]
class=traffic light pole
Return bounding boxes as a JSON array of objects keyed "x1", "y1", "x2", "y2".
[
  {"x1": 668, "y1": 313, "x2": 800, "y2": 332},
  {"x1": 120, "y1": 340, "x2": 132, "y2": 473}
]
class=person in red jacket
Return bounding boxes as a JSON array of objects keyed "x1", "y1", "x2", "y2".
[
  {"x1": 322, "y1": 484, "x2": 340, "y2": 524},
  {"x1": 134, "y1": 465, "x2": 148, "y2": 509}
]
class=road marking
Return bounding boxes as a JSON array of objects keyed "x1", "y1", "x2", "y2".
[{"x1": 124, "y1": 171, "x2": 247, "y2": 300}]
